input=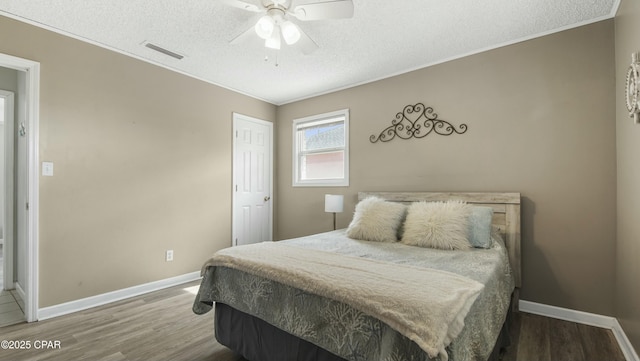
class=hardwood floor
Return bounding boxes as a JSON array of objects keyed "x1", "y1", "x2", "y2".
[
  {"x1": 501, "y1": 312, "x2": 626, "y2": 361},
  {"x1": 0, "y1": 244, "x2": 26, "y2": 328},
  {"x1": 0, "y1": 289, "x2": 25, "y2": 327},
  {"x1": 0, "y1": 281, "x2": 238, "y2": 361},
  {"x1": 0, "y1": 281, "x2": 626, "y2": 361}
]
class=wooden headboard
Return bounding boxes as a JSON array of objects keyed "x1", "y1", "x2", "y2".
[{"x1": 358, "y1": 192, "x2": 522, "y2": 290}]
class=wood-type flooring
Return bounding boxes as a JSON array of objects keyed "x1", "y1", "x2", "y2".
[{"x1": 0, "y1": 281, "x2": 627, "y2": 361}]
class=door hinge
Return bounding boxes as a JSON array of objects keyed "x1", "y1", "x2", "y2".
[
  {"x1": 235, "y1": 184, "x2": 238, "y2": 192},
  {"x1": 26, "y1": 202, "x2": 29, "y2": 211}
]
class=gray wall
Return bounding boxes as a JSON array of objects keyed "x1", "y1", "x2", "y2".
[
  {"x1": 0, "y1": 67, "x2": 17, "y2": 241},
  {"x1": 615, "y1": 0, "x2": 640, "y2": 352},
  {"x1": 0, "y1": 67, "x2": 17, "y2": 91},
  {"x1": 276, "y1": 20, "x2": 617, "y2": 316},
  {"x1": 0, "y1": 66, "x2": 18, "y2": 283},
  {"x1": 0, "y1": 15, "x2": 277, "y2": 307}
]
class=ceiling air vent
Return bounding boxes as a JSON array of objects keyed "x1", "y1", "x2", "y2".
[{"x1": 143, "y1": 42, "x2": 184, "y2": 60}]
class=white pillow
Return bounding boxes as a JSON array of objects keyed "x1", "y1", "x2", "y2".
[
  {"x1": 346, "y1": 197, "x2": 407, "y2": 242},
  {"x1": 401, "y1": 201, "x2": 472, "y2": 250}
]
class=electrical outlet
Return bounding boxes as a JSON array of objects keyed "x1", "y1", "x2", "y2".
[{"x1": 165, "y1": 250, "x2": 174, "y2": 262}]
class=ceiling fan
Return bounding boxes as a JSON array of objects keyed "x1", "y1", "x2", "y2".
[{"x1": 222, "y1": 0, "x2": 354, "y2": 55}]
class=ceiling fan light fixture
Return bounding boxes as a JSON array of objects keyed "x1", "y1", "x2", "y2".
[
  {"x1": 224, "y1": 0, "x2": 353, "y2": 55},
  {"x1": 265, "y1": 26, "x2": 282, "y2": 49},
  {"x1": 255, "y1": 15, "x2": 275, "y2": 39},
  {"x1": 281, "y1": 21, "x2": 301, "y2": 45}
]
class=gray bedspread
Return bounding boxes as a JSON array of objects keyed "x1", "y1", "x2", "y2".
[{"x1": 193, "y1": 230, "x2": 514, "y2": 361}]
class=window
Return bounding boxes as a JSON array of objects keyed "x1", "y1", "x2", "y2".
[{"x1": 293, "y1": 109, "x2": 349, "y2": 187}]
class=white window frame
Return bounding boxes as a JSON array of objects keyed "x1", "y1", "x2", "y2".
[{"x1": 292, "y1": 109, "x2": 349, "y2": 187}]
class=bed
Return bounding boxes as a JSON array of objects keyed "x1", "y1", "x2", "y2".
[{"x1": 193, "y1": 192, "x2": 521, "y2": 361}]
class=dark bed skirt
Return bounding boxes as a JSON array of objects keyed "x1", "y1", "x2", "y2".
[
  {"x1": 215, "y1": 302, "x2": 347, "y2": 361},
  {"x1": 214, "y1": 302, "x2": 512, "y2": 361}
]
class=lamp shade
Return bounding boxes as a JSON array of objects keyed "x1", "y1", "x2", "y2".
[
  {"x1": 255, "y1": 15, "x2": 275, "y2": 40},
  {"x1": 324, "y1": 194, "x2": 344, "y2": 213},
  {"x1": 281, "y1": 21, "x2": 301, "y2": 45},
  {"x1": 265, "y1": 25, "x2": 281, "y2": 49}
]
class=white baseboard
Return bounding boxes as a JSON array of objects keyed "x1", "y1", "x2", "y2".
[
  {"x1": 520, "y1": 300, "x2": 639, "y2": 361},
  {"x1": 613, "y1": 319, "x2": 640, "y2": 361},
  {"x1": 38, "y1": 271, "x2": 201, "y2": 321}
]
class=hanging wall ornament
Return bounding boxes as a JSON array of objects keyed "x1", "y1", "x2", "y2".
[
  {"x1": 370, "y1": 103, "x2": 467, "y2": 143},
  {"x1": 625, "y1": 52, "x2": 640, "y2": 124}
]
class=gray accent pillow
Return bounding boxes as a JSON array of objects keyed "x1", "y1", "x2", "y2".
[{"x1": 468, "y1": 206, "x2": 494, "y2": 248}]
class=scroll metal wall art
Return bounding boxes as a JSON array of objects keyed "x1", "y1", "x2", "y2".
[{"x1": 370, "y1": 103, "x2": 468, "y2": 143}]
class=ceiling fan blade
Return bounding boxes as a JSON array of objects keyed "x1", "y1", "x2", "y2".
[
  {"x1": 230, "y1": 25, "x2": 257, "y2": 44},
  {"x1": 220, "y1": 0, "x2": 261, "y2": 12},
  {"x1": 295, "y1": 28, "x2": 319, "y2": 55},
  {"x1": 291, "y1": 0, "x2": 354, "y2": 21}
]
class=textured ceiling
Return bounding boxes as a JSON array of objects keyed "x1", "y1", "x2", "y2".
[{"x1": 0, "y1": 0, "x2": 618, "y2": 105}]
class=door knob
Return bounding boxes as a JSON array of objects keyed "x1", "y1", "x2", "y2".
[{"x1": 264, "y1": 196, "x2": 271, "y2": 202}]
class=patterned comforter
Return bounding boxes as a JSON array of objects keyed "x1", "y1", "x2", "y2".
[{"x1": 192, "y1": 230, "x2": 514, "y2": 361}]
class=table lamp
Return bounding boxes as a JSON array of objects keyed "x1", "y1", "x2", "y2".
[{"x1": 324, "y1": 194, "x2": 344, "y2": 230}]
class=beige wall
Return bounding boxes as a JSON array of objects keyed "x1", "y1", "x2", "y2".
[
  {"x1": 615, "y1": 0, "x2": 640, "y2": 352},
  {"x1": 0, "y1": 15, "x2": 276, "y2": 307},
  {"x1": 277, "y1": 20, "x2": 617, "y2": 316}
]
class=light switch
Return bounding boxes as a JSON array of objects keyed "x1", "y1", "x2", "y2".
[{"x1": 42, "y1": 162, "x2": 54, "y2": 176}]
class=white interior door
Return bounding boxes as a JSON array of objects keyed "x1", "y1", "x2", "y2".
[{"x1": 232, "y1": 113, "x2": 273, "y2": 246}]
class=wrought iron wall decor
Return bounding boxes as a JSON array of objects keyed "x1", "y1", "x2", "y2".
[
  {"x1": 625, "y1": 52, "x2": 640, "y2": 124},
  {"x1": 370, "y1": 103, "x2": 467, "y2": 143}
]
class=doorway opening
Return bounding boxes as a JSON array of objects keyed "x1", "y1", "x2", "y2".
[
  {"x1": 0, "y1": 88, "x2": 24, "y2": 326},
  {"x1": 0, "y1": 53, "x2": 40, "y2": 324}
]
